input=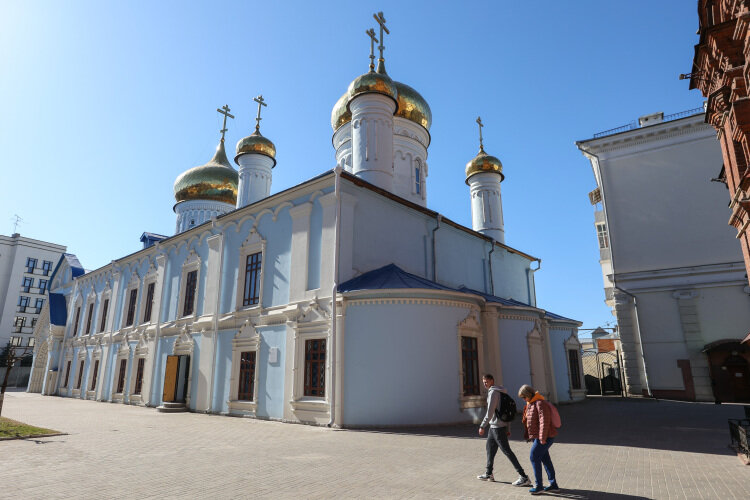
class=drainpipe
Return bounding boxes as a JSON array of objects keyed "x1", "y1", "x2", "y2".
[
  {"x1": 488, "y1": 240, "x2": 496, "y2": 295},
  {"x1": 432, "y1": 214, "x2": 442, "y2": 282},
  {"x1": 208, "y1": 226, "x2": 225, "y2": 413},
  {"x1": 578, "y1": 144, "x2": 652, "y2": 397},
  {"x1": 527, "y1": 259, "x2": 541, "y2": 306},
  {"x1": 327, "y1": 166, "x2": 343, "y2": 427}
]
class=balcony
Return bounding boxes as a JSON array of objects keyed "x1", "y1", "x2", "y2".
[{"x1": 592, "y1": 106, "x2": 705, "y2": 139}]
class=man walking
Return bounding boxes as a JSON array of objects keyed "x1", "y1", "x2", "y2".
[{"x1": 477, "y1": 374, "x2": 530, "y2": 486}]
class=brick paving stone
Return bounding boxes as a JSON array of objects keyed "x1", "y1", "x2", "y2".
[{"x1": 2, "y1": 392, "x2": 749, "y2": 499}]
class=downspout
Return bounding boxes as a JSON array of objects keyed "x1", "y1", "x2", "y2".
[
  {"x1": 432, "y1": 214, "x2": 442, "y2": 282},
  {"x1": 208, "y1": 227, "x2": 225, "y2": 413},
  {"x1": 579, "y1": 144, "x2": 652, "y2": 397},
  {"x1": 328, "y1": 166, "x2": 343, "y2": 427},
  {"x1": 488, "y1": 240, "x2": 496, "y2": 295},
  {"x1": 527, "y1": 259, "x2": 541, "y2": 306}
]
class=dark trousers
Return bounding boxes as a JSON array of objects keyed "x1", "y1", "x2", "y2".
[
  {"x1": 486, "y1": 427, "x2": 527, "y2": 477},
  {"x1": 529, "y1": 437, "x2": 556, "y2": 487}
]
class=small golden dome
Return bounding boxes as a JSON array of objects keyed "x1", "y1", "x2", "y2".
[
  {"x1": 235, "y1": 130, "x2": 277, "y2": 166},
  {"x1": 331, "y1": 92, "x2": 351, "y2": 131},
  {"x1": 174, "y1": 140, "x2": 239, "y2": 204},
  {"x1": 465, "y1": 147, "x2": 504, "y2": 184},
  {"x1": 394, "y1": 81, "x2": 431, "y2": 130},
  {"x1": 347, "y1": 70, "x2": 398, "y2": 109}
]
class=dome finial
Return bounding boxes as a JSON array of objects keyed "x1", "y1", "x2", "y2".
[
  {"x1": 217, "y1": 104, "x2": 234, "y2": 142},
  {"x1": 366, "y1": 28, "x2": 378, "y2": 72},
  {"x1": 253, "y1": 95, "x2": 267, "y2": 133},
  {"x1": 476, "y1": 116, "x2": 485, "y2": 153},
  {"x1": 373, "y1": 11, "x2": 389, "y2": 74}
]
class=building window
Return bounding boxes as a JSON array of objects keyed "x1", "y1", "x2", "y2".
[
  {"x1": 13, "y1": 316, "x2": 26, "y2": 327},
  {"x1": 133, "y1": 358, "x2": 145, "y2": 395},
  {"x1": 63, "y1": 360, "x2": 71, "y2": 388},
  {"x1": 243, "y1": 252, "x2": 262, "y2": 306},
  {"x1": 90, "y1": 360, "x2": 99, "y2": 390},
  {"x1": 415, "y1": 166, "x2": 421, "y2": 194},
  {"x1": 304, "y1": 339, "x2": 326, "y2": 397},
  {"x1": 26, "y1": 257, "x2": 37, "y2": 273},
  {"x1": 31, "y1": 318, "x2": 37, "y2": 327},
  {"x1": 22, "y1": 277, "x2": 33, "y2": 293},
  {"x1": 99, "y1": 299, "x2": 109, "y2": 333},
  {"x1": 73, "y1": 306, "x2": 81, "y2": 336},
  {"x1": 237, "y1": 351, "x2": 257, "y2": 401},
  {"x1": 596, "y1": 223, "x2": 609, "y2": 249},
  {"x1": 34, "y1": 298, "x2": 44, "y2": 314},
  {"x1": 125, "y1": 288, "x2": 138, "y2": 327},
  {"x1": 85, "y1": 303, "x2": 94, "y2": 335},
  {"x1": 38, "y1": 279, "x2": 48, "y2": 294},
  {"x1": 17, "y1": 295, "x2": 29, "y2": 313},
  {"x1": 116, "y1": 358, "x2": 127, "y2": 394},
  {"x1": 143, "y1": 282, "x2": 155, "y2": 323},
  {"x1": 568, "y1": 349, "x2": 581, "y2": 390},
  {"x1": 461, "y1": 336, "x2": 480, "y2": 396},
  {"x1": 76, "y1": 361, "x2": 85, "y2": 389},
  {"x1": 182, "y1": 270, "x2": 197, "y2": 316},
  {"x1": 42, "y1": 260, "x2": 53, "y2": 276}
]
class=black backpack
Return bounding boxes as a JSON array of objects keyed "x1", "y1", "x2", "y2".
[{"x1": 494, "y1": 391, "x2": 517, "y2": 422}]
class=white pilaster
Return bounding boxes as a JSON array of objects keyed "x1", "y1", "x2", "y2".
[{"x1": 393, "y1": 117, "x2": 429, "y2": 206}]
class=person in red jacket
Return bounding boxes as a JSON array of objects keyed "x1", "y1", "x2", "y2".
[{"x1": 519, "y1": 384, "x2": 559, "y2": 494}]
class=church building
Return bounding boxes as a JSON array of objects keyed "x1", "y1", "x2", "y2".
[{"x1": 28, "y1": 13, "x2": 584, "y2": 427}]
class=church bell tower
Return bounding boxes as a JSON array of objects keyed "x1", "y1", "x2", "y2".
[{"x1": 466, "y1": 117, "x2": 505, "y2": 244}]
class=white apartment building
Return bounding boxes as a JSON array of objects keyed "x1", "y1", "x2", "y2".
[{"x1": 0, "y1": 233, "x2": 66, "y2": 347}]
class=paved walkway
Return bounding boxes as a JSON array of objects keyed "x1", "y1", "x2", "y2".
[{"x1": 2, "y1": 392, "x2": 748, "y2": 499}]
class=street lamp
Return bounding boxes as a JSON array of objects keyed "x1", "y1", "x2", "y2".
[{"x1": 0, "y1": 336, "x2": 36, "y2": 417}]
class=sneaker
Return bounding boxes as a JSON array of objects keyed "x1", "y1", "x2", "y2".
[
  {"x1": 544, "y1": 482, "x2": 560, "y2": 491},
  {"x1": 529, "y1": 485, "x2": 544, "y2": 495},
  {"x1": 477, "y1": 473, "x2": 495, "y2": 482},
  {"x1": 512, "y1": 476, "x2": 531, "y2": 487}
]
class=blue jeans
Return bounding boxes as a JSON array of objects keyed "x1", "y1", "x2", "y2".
[{"x1": 529, "y1": 437, "x2": 556, "y2": 487}]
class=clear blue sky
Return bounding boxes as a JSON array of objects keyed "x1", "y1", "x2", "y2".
[{"x1": 0, "y1": 1, "x2": 705, "y2": 332}]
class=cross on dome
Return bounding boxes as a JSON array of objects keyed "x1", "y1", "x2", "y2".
[
  {"x1": 366, "y1": 28, "x2": 378, "y2": 72},
  {"x1": 373, "y1": 11, "x2": 389, "y2": 73},
  {"x1": 253, "y1": 95, "x2": 267, "y2": 132},
  {"x1": 476, "y1": 116, "x2": 485, "y2": 152},
  {"x1": 217, "y1": 105, "x2": 234, "y2": 142}
]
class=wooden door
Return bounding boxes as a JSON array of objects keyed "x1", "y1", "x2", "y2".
[{"x1": 163, "y1": 355, "x2": 179, "y2": 402}]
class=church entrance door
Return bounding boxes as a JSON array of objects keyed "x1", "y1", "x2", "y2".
[
  {"x1": 704, "y1": 340, "x2": 750, "y2": 403},
  {"x1": 162, "y1": 355, "x2": 190, "y2": 403}
]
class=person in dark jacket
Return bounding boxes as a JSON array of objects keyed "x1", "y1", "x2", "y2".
[{"x1": 476, "y1": 374, "x2": 530, "y2": 486}]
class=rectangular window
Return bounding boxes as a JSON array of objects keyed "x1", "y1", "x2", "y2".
[
  {"x1": 34, "y1": 298, "x2": 44, "y2": 313},
  {"x1": 63, "y1": 360, "x2": 71, "y2": 388},
  {"x1": 42, "y1": 260, "x2": 53, "y2": 276},
  {"x1": 415, "y1": 166, "x2": 421, "y2": 194},
  {"x1": 76, "y1": 361, "x2": 84, "y2": 389},
  {"x1": 461, "y1": 336, "x2": 480, "y2": 396},
  {"x1": 116, "y1": 358, "x2": 127, "y2": 394},
  {"x1": 85, "y1": 303, "x2": 94, "y2": 334},
  {"x1": 568, "y1": 349, "x2": 581, "y2": 390},
  {"x1": 243, "y1": 252, "x2": 262, "y2": 306},
  {"x1": 237, "y1": 351, "x2": 257, "y2": 401},
  {"x1": 22, "y1": 276, "x2": 33, "y2": 293},
  {"x1": 125, "y1": 288, "x2": 138, "y2": 327},
  {"x1": 90, "y1": 360, "x2": 99, "y2": 390},
  {"x1": 182, "y1": 270, "x2": 197, "y2": 316},
  {"x1": 133, "y1": 358, "x2": 145, "y2": 395},
  {"x1": 304, "y1": 339, "x2": 326, "y2": 397},
  {"x1": 26, "y1": 257, "x2": 37, "y2": 273},
  {"x1": 596, "y1": 223, "x2": 609, "y2": 249},
  {"x1": 14, "y1": 316, "x2": 26, "y2": 327},
  {"x1": 143, "y1": 282, "x2": 155, "y2": 323},
  {"x1": 38, "y1": 279, "x2": 48, "y2": 294},
  {"x1": 73, "y1": 306, "x2": 81, "y2": 336},
  {"x1": 99, "y1": 299, "x2": 109, "y2": 332},
  {"x1": 17, "y1": 295, "x2": 29, "y2": 312},
  {"x1": 31, "y1": 317, "x2": 37, "y2": 327}
]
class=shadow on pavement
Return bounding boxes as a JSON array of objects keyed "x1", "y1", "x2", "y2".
[
  {"x1": 348, "y1": 398, "x2": 743, "y2": 457},
  {"x1": 543, "y1": 489, "x2": 650, "y2": 499}
]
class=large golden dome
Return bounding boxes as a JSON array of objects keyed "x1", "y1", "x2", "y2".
[
  {"x1": 347, "y1": 70, "x2": 398, "y2": 108},
  {"x1": 174, "y1": 140, "x2": 239, "y2": 204},
  {"x1": 332, "y1": 81, "x2": 431, "y2": 132},
  {"x1": 235, "y1": 130, "x2": 277, "y2": 166},
  {"x1": 465, "y1": 147, "x2": 504, "y2": 184}
]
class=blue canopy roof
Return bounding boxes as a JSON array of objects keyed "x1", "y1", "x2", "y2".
[{"x1": 49, "y1": 292, "x2": 68, "y2": 326}]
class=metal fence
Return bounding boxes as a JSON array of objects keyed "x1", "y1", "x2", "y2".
[{"x1": 582, "y1": 349, "x2": 623, "y2": 396}]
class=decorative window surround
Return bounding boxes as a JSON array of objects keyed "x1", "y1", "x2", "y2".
[
  {"x1": 172, "y1": 327, "x2": 195, "y2": 408},
  {"x1": 86, "y1": 343, "x2": 102, "y2": 400},
  {"x1": 290, "y1": 304, "x2": 331, "y2": 416},
  {"x1": 564, "y1": 333, "x2": 586, "y2": 398},
  {"x1": 112, "y1": 340, "x2": 132, "y2": 402},
  {"x1": 138, "y1": 264, "x2": 158, "y2": 326},
  {"x1": 235, "y1": 230, "x2": 266, "y2": 312},
  {"x1": 71, "y1": 298, "x2": 83, "y2": 338},
  {"x1": 72, "y1": 348, "x2": 87, "y2": 397},
  {"x1": 97, "y1": 284, "x2": 112, "y2": 334},
  {"x1": 60, "y1": 348, "x2": 74, "y2": 395},
  {"x1": 121, "y1": 271, "x2": 141, "y2": 330},
  {"x1": 129, "y1": 334, "x2": 149, "y2": 404},
  {"x1": 228, "y1": 321, "x2": 261, "y2": 413},
  {"x1": 178, "y1": 250, "x2": 201, "y2": 321},
  {"x1": 457, "y1": 309, "x2": 485, "y2": 409},
  {"x1": 84, "y1": 291, "x2": 96, "y2": 336}
]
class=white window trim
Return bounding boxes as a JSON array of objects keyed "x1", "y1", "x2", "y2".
[
  {"x1": 411, "y1": 158, "x2": 426, "y2": 200},
  {"x1": 228, "y1": 321, "x2": 261, "y2": 413},
  {"x1": 235, "y1": 230, "x2": 266, "y2": 312},
  {"x1": 83, "y1": 290, "x2": 96, "y2": 336},
  {"x1": 60, "y1": 348, "x2": 74, "y2": 395},
  {"x1": 138, "y1": 265, "x2": 158, "y2": 326},
  {"x1": 70, "y1": 297, "x2": 83, "y2": 338},
  {"x1": 97, "y1": 285, "x2": 112, "y2": 334},
  {"x1": 178, "y1": 250, "x2": 201, "y2": 320},
  {"x1": 112, "y1": 341, "x2": 131, "y2": 401},
  {"x1": 290, "y1": 306, "x2": 331, "y2": 414},
  {"x1": 121, "y1": 272, "x2": 141, "y2": 331},
  {"x1": 85, "y1": 344, "x2": 103, "y2": 400},
  {"x1": 72, "y1": 348, "x2": 87, "y2": 397},
  {"x1": 457, "y1": 309, "x2": 485, "y2": 409},
  {"x1": 564, "y1": 333, "x2": 586, "y2": 397},
  {"x1": 129, "y1": 335, "x2": 149, "y2": 404}
]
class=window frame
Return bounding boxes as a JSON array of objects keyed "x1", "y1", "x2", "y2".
[
  {"x1": 125, "y1": 288, "x2": 138, "y2": 327},
  {"x1": 22, "y1": 276, "x2": 33, "y2": 293},
  {"x1": 133, "y1": 357, "x2": 145, "y2": 395},
  {"x1": 456, "y1": 310, "x2": 485, "y2": 409},
  {"x1": 140, "y1": 281, "x2": 156, "y2": 325},
  {"x1": 116, "y1": 358, "x2": 127, "y2": 394},
  {"x1": 26, "y1": 257, "x2": 37, "y2": 274},
  {"x1": 178, "y1": 250, "x2": 201, "y2": 319},
  {"x1": 228, "y1": 323, "x2": 261, "y2": 413},
  {"x1": 98, "y1": 298, "x2": 110, "y2": 333},
  {"x1": 461, "y1": 336, "x2": 481, "y2": 397},
  {"x1": 303, "y1": 338, "x2": 327, "y2": 398},
  {"x1": 595, "y1": 222, "x2": 609, "y2": 249},
  {"x1": 41, "y1": 260, "x2": 53, "y2": 276},
  {"x1": 235, "y1": 230, "x2": 266, "y2": 312},
  {"x1": 85, "y1": 302, "x2": 94, "y2": 335}
]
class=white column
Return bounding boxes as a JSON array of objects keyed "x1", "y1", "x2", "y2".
[
  {"x1": 236, "y1": 154, "x2": 274, "y2": 208},
  {"x1": 469, "y1": 172, "x2": 505, "y2": 244},
  {"x1": 350, "y1": 94, "x2": 395, "y2": 192}
]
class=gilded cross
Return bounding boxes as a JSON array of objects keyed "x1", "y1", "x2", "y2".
[
  {"x1": 253, "y1": 95, "x2": 267, "y2": 132},
  {"x1": 366, "y1": 28, "x2": 378, "y2": 71},
  {"x1": 216, "y1": 105, "x2": 234, "y2": 141},
  {"x1": 373, "y1": 12, "x2": 389, "y2": 65},
  {"x1": 476, "y1": 116, "x2": 484, "y2": 152}
]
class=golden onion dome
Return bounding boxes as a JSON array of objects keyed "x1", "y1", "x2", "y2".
[
  {"x1": 235, "y1": 129, "x2": 277, "y2": 166},
  {"x1": 174, "y1": 140, "x2": 239, "y2": 204},
  {"x1": 347, "y1": 70, "x2": 398, "y2": 109},
  {"x1": 394, "y1": 81, "x2": 431, "y2": 130},
  {"x1": 331, "y1": 92, "x2": 351, "y2": 131},
  {"x1": 465, "y1": 146, "x2": 504, "y2": 185}
]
